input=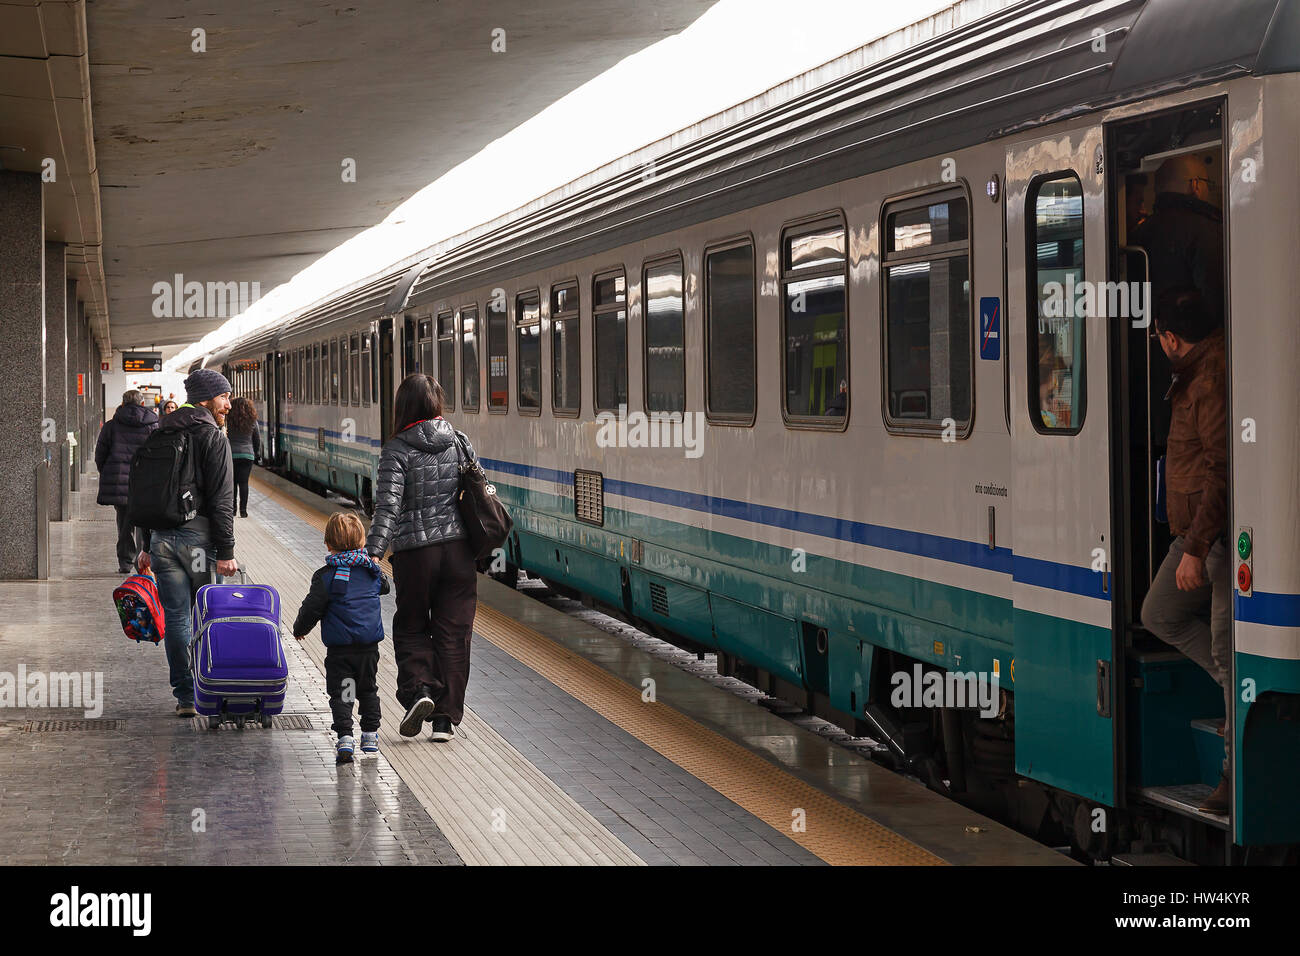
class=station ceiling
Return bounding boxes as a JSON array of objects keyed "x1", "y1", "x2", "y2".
[{"x1": 1, "y1": 0, "x2": 717, "y2": 359}]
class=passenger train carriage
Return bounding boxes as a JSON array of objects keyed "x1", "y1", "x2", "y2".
[{"x1": 212, "y1": 0, "x2": 1300, "y2": 862}]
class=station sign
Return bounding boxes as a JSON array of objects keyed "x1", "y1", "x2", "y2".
[{"x1": 123, "y1": 352, "x2": 163, "y2": 373}]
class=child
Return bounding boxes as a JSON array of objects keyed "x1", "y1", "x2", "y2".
[{"x1": 292, "y1": 512, "x2": 390, "y2": 764}]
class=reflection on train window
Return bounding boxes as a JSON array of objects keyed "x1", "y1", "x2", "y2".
[
  {"x1": 551, "y1": 283, "x2": 580, "y2": 415},
  {"x1": 330, "y1": 338, "x2": 340, "y2": 405},
  {"x1": 350, "y1": 333, "x2": 361, "y2": 405},
  {"x1": 461, "y1": 306, "x2": 480, "y2": 411},
  {"x1": 1028, "y1": 173, "x2": 1085, "y2": 433},
  {"x1": 341, "y1": 336, "x2": 351, "y2": 407},
  {"x1": 782, "y1": 216, "x2": 847, "y2": 422},
  {"x1": 360, "y1": 334, "x2": 372, "y2": 407},
  {"x1": 516, "y1": 292, "x2": 541, "y2": 413},
  {"x1": 437, "y1": 313, "x2": 455, "y2": 412},
  {"x1": 488, "y1": 298, "x2": 508, "y2": 411},
  {"x1": 417, "y1": 318, "x2": 434, "y2": 378},
  {"x1": 705, "y1": 241, "x2": 756, "y2": 422},
  {"x1": 644, "y1": 256, "x2": 685, "y2": 413},
  {"x1": 883, "y1": 190, "x2": 971, "y2": 431},
  {"x1": 593, "y1": 270, "x2": 627, "y2": 412}
]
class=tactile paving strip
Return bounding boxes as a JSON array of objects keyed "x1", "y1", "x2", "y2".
[{"x1": 253, "y1": 475, "x2": 943, "y2": 866}]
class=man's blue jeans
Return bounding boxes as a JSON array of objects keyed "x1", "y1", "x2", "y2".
[{"x1": 150, "y1": 526, "x2": 222, "y2": 705}]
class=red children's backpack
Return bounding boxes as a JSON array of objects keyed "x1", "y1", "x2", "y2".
[{"x1": 113, "y1": 570, "x2": 166, "y2": 645}]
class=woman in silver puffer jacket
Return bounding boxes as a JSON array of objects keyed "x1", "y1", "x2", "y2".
[{"x1": 365, "y1": 373, "x2": 478, "y2": 743}]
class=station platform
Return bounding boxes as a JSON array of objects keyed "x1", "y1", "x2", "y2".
[{"x1": 0, "y1": 471, "x2": 1071, "y2": 867}]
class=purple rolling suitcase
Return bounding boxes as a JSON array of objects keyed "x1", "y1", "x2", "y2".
[{"x1": 191, "y1": 573, "x2": 287, "y2": 729}]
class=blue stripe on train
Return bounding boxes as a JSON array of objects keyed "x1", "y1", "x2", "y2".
[
  {"x1": 479, "y1": 455, "x2": 1109, "y2": 601},
  {"x1": 278, "y1": 421, "x2": 382, "y2": 448},
  {"x1": 1236, "y1": 591, "x2": 1300, "y2": 628}
]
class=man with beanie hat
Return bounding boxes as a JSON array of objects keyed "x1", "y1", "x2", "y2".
[{"x1": 137, "y1": 368, "x2": 239, "y2": 716}]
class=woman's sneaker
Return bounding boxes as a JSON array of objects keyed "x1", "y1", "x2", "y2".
[
  {"x1": 360, "y1": 731, "x2": 379, "y2": 754},
  {"x1": 429, "y1": 715, "x2": 454, "y2": 742},
  {"x1": 399, "y1": 693, "x2": 435, "y2": 737},
  {"x1": 336, "y1": 736, "x2": 355, "y2": 764}
]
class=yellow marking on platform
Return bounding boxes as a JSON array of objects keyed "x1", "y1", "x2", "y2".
[{"x1": 251, "y1": 474, "x2": 945, "y2": 865}]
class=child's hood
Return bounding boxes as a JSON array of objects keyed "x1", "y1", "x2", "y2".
[{"x1": 325, "y1": 549, "x2": 383, "y2": 576}]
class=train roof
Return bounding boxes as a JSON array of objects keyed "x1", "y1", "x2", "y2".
[{"x1": 224, "y1": 0, "x2": 1297, "y2": 358}]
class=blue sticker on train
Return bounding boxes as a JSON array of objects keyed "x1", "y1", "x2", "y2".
[{"x1": 979, "y1": 297, "x2": 1000, "y2": 360}]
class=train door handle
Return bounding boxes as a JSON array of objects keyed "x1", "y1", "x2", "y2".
[{"x1": 1096, "y1": 659, "x2": 1112, "y2": 718}]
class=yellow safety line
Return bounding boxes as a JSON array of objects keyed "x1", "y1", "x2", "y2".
[{"x1": 251, "y1": 474, "x2": 945, "y2": 865}]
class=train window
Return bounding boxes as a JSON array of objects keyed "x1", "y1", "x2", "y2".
[
  {"x1": 437, "y1": 312, "x2": 455, "y2": 412},
  {"x1": 360, "y1": 334, "x2": 372, "y2": 407},
  {"x1": 593, "y1": 270, "x2": 627, "y2": 412},
  {"x1": 516, "y1": 292, "x2": 541, "y2": 414},
  {"x1": 461, "y1": 306, "x2": 480, "y2": 411},
  {"x1": 882, "y1": 189, "x2": 972, "y2": 433},
  {"x1": 643, "y1": 256, "x2": 685, "y2": 414},
  {"x1": 488, "y1": 298, "x2": 508, "y2": 411},
  {"x1": 319, "y1": 341, "x2": 327, "y2": 405},
  {"x1": 350, "y1": 333, "x2": 361, "y2": 405},
  {"x1": 551, "y1": 282, "x2": 580, "y2": 415},
  {"x1": 341, "y1": 336, "x2": 351, "y2": 407},
  {"x1": 330, "y1": 338, "x2": 340, "y2": 405},
  {"x1": 782, "y1": 216, "x2": 848, "y2": 423},
  {"x1": 704, "y1": 240, "x2": 756, "y2": 422},
  {"x1": 312, "y1": 343, "x2": 320, "y2": 404},
  {"x1": 1028, "y1": 173, "x2": 1085, "y2": 433},
  {"x1": 418, "y1": 317, "x2": 434, "y2": 378}
]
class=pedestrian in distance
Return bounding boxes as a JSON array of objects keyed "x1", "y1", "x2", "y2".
[
  {"x1": 292, "y1": 512, "x2": 390, "y2": 763},
  {"x1": 226, "y1": 396, "x2": 262, "y2": 518},
  {"x1": 366, "y1": 373, "x2": 479, "y2": 744},
  {"x1": 95, "y1": 389, "x2": 159, "y2": 574},
  {"x1": 132, "y1": 368, "x2": 238, "y2": 718},
  {"x1": 161, "y1": 399, "x2": 178, "y2": 417},
  {"x1": 1140, "y1": 286, "x2": 1230, "y2": 814}
]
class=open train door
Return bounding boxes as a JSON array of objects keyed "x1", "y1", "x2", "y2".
[{"x1": 1006, "y1": 124, "x2": 1118, "y2": 807}]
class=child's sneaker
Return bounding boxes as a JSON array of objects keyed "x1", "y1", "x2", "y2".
[
  {"x1": 336, "y1": 735, "x2": 355, "y2": 764},
  {"x1": 360, "y1": 731, "x2": 379, "y2": 754}
]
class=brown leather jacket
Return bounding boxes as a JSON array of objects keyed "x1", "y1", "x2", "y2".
[{"x1": 1165, "y1": 328, "x2": 1228, "y2": 559}]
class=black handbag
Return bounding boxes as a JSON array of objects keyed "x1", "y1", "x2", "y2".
[{"x1": 452, "y1": 431, "x2": 513, "y2": 561}]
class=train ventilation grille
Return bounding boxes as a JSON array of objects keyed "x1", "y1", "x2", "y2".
[
  {"x1": 649, "y1": 582, "x2": 669, "y2": 616},
  {"x1": 574, "y1": 470, "x2": 604, "y2": 525}
]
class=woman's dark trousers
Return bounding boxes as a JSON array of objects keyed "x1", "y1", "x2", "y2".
[
  {"x1": 390, "y1": 538, "x2": 478, "y2": 724},
  {"x1": 232, "y1": 459, "x2": 253, "y2": 514}
]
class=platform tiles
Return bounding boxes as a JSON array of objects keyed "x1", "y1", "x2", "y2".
[
  {"x1": 0, "y1": 477, "x2": 460, "y2": 865},
  {"x1": 250, "y1": 471, "x2": 1072, "y2": 867}
]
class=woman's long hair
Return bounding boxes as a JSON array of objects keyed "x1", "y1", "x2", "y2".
[
  {"x1": 227, "y1": 396, "x2": 257, "y2": 435},
  {"x1": 392, "y1": 373, "x2": 445, "y2": 438}
]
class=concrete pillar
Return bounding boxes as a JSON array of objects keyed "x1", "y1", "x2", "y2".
[
  {"x1": 0, "y1": 171, "x2": 45, "y2": 578},
  {"x1": 45, "y1": 243, "x2": 67, "y2": 521},
  {"x1": 75, "y1": 300, "x2": 87, "y2": 473}
]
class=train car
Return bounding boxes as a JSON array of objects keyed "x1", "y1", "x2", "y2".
[{"x1": 222, "y1": 0, "x2": 1300, "y2": 863}]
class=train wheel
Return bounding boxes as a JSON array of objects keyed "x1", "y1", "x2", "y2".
[{"x1": 489, "y1": 562, "x2": 520, "y2": 589}]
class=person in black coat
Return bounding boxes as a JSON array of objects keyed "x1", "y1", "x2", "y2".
[{"x1": 95, "y1": 390, "x2": 159, "y2": 573}]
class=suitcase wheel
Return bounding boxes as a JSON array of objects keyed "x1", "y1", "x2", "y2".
[
  {"x1": 234, "y1": 716, "x2": 246, "y2": 730},
  {"x1": 207, "y1": 716, "x2": 221, "y2": 731},
  {"x1": 260, "y1": 715, "x2": 273, "y2": 729}
]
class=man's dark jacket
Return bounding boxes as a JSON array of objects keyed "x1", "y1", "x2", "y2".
[
  {"x1": 154, "y1": 404, "x2": 237, "y2": 560},
  {"x1": 95, "y1": 403, "x2": 158, "y2": 506},
  {"x1": 1131, "y1": 192, "x2": 1225, "y2": 319}
]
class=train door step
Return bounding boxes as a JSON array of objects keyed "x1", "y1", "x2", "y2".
[
  {"x1": 1110, "y1": 851, "x2": 1193, "y2": 866},
  {"x1": 1137, "y1": 784, "x2": 1229, "y2": 830}
]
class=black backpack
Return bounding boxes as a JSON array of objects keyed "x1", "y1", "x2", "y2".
[{"x1": 127, "y1": 426, "x2": 201, "y2": 530}]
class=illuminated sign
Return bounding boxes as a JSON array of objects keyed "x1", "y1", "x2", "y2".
[{"x1": 123, "y1": 352, "x2": 163, "y2": 373}]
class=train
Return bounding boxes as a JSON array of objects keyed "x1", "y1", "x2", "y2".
[{"x1": 209, "y1": 0, "x2": 1300, "y2": 863}]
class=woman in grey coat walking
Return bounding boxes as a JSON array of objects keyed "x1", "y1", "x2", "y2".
[{"x1": 365, "y1": 373, "x2": 478, "y2": 743}]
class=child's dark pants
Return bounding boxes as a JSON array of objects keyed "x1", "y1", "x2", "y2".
[{"x1": 324, "y1": 644, "x2": 381, "y2": 736}]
